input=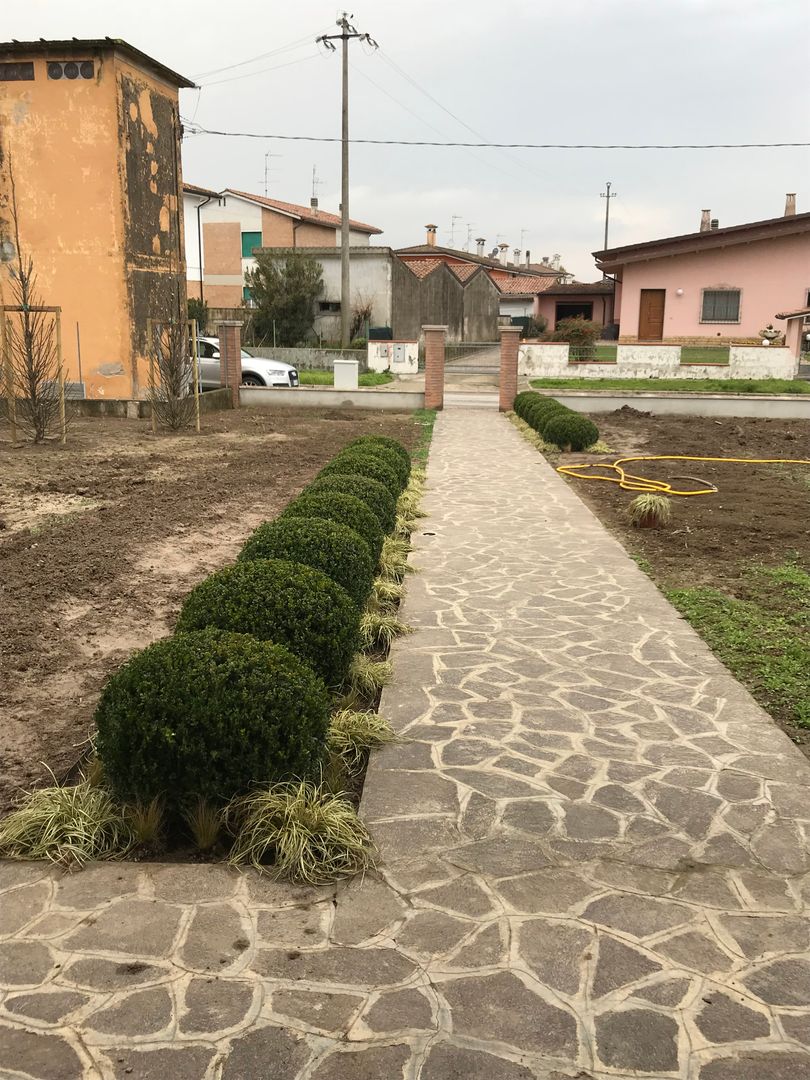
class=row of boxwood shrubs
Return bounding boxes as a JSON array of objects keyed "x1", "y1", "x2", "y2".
[
  {"x1": 513, "y1": 391, "x2": 599, "y2": 451},
  {"x1": 95, "y1": 434, "x2": 411, "y2": 825}
]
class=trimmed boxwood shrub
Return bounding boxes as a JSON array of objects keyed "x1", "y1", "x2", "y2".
[
  {"x1": 239, "y1": 516, "x2": 374, "y2": 608},
  {"x1": 525, "y1": 399, "x2": 568, "y2": 433},
  {"x1": 543, "y1": 411, "x2": 600, "y2": 451},
  {"x1": 95, "y1": 629, "x2": 330, "y2": 811},
  {"x1": 319, "y1": 448, "x2": 404, "y2": 498},
  {"x1": 304, "y1": 474, "x2": 397, "y2": 534},
  {"x1": 341, "y1": 441, "x2": 410, "y2": 490},
  {"x1": 513, "y1": 391, "x2": 540, "y2": 418},
  {"x1": 347, "y1": 435, "x2": 411, "y2": 472},
  {"x1": 282, "y1": 491, "x2": 384, "y2": 563},
  {"x1": 177, "y1": 559, "x2": 359, "y2": 688}
]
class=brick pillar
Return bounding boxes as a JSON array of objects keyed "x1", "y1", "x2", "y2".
[
  {"x1": 499, "y1": 326, "x2": 522, "y2": 412},
  {"x1": 217, "y1": 320, "x2": 243, "y2": 406},
  {"x1": 423, "y1": 325, "x2": 447, "y2": 411}
]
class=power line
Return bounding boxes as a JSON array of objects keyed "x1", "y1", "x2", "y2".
[
  {"x1": 192, "y1": 29, "x2": 329, "y2": 79},
  {"x1": 180, "y1": 125, "x2": 810, "y2": 150},
  {"x1": 200, "y1": 52, "x2": 322, "y2": 88}
]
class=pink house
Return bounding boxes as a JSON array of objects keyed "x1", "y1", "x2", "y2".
[{"x1": 594, "y1": 198, "x2": 810, "y2": 352}]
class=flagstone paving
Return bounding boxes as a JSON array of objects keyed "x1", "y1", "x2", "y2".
[{"x1": 1, "y1": 408, "x2": 810, "y2": 1079}]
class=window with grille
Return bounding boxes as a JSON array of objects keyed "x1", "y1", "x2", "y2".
[
  {"x1": 241, "y1": 231, "x2": 261, "y2": 257},
  {"x1": 701, "y1": 289, "x2": 741, "y2": 323},
  {"x1": 0, "y1": 62, "x2": 34, "y2": 80}
]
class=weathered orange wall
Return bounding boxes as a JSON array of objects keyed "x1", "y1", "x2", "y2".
[
  {"x1": 205, "y1": 284, "x2": 243, "y2": 306},
  {"x1": 204, "y1": 221, "x2": 242, "y2": 275},
  {"x1": 0, "y1": 47, "x2": 185, "y2": 400},
  {"x1": 295, "y1": 220, "x2": 336, "y2": 246},
  {"x1": 261, "y1": 208, "x2": 295, "y2": 247}
]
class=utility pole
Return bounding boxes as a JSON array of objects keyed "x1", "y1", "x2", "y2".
[
  {"x1": 600, "y1": 181, "x2": 617, "y2": 252},
  {"x1": 317, "y1": 14, "x2": 378, "y2": 347}
]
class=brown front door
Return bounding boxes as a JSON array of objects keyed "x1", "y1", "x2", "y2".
[{"x1": 638, "y1": 289, "x2": 665, "y2": 340}]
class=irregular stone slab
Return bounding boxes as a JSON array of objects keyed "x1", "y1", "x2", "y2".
[
  {"x1": 253, "y1": 946, "x2": 418, "y2": 988},
  {"x1": 363, "y1": 987, "x2": 433, "y2": 1032},
  {"x1": 671, "y1": 872, "x2": 741, "y2": 910},
  {"x1": 180, "y1": 976, "x2": 255, "y2": 1034},
  {"x1": 148, "y1": 863, "x2": 239, "y2": 903},
  {"x1": 634, "y1": 978, "x2": 691, "y2": 1006},
  {"x1": 60, "y1": 956, "x2": 163, "y2": 991},
  {"x1": 743, "y1": 958, "x2": 810, "y2": 1006},
  {"x1": 656, "y1": 930, "x2": 735, "y2": 974},
  {"x1": 699, "y1": 1051, "x2": 810, "y2": 1079},
  {"x1": 273, "y1": 989, "x2": 363, "y2": 1033},
  {"x1": 647, "y1": 783, "x2": 722, "y2": 840},
  {"x1": 719, "y1": 914, "x2": 810, "y2": 960},
  {"x1": 444, "y1": 768, "x2": 543, "y2": 800},
  {"x1": 592, "y1": 784, "x2": 646, "y2": 814},
  {"x1": 517, "y1": 919, "x2": 591, "y2": 995},
  {"x1": 716, "y1": 771, "x2": 762, "y2": 802},
  {"x1": 591, "y1": 936, "x2": 662, "y2": 997},
  {"x1": 417, "y1": 876, "x2": 496, "y2": 918},
  {"x1": 180, "y1": 902, "x2": 246, "y2": 971},
  {"x1": 449, "y1": 921, "x2": 507, "y2": 969},
  {"x1": 396, "y1": 909, "x2": 472, "y2": 957},
  {"x1": 331, "y1": 878, "x2": 406, "y2": 945},
  {"x1": 442, "y1": 971, "x2": 577, "y2": 1056},
  {"x1": 595, "y1": 1008, "x2": 679, "y2": 1072},
  {"x1": 695, "y1": 991, "x2": 771, "y2": 1043},
  {"x1": 0, "y1": 1023, "x2": 84, "y2": 1079},
  {"x1": 370, "y1": 817, "x2": 461, "y2": 860},
  {"x1": 582, "y1": 894, "x2": 693, "y2": 938},
  {"x1": 446, "y1": 836, "x2": 554, "y2": 878},
  {"x1": 501, "y1": 799, "x2": 555, "y2": 836},
  {"x1": 107, "y1": 1046, "x2": 216, "y2": 1080},
  {"x1": 221, "y1": 1024, "x2": 311, "y2": 1079},
  {"x1": 86, "y1": 986, "x2": 173, "y2": 1036},
  {"x1": 64, "y1": 898, "x2": 182, "y2": 958},
  {"x1": 562, "y1": 802, "x2": 621, "y2": 841},
  {"x1": 752, "y1": 823, "x2": 809, "y2": 874},
  {"x1": 22, "y1": 912, "x2": 84, "y2": 939},
  {"x1": 699, "y1": 832, "x2": 759, "y2": 870},
  {"x1": 311, "y1": 1043, "x2": 411, "y2": 1079},
  {"x1": 421, "y1": 1042, "x2": 535, "y2": 1079},
  {"x1": 0, "y1": 881, "x2": 50, "y2": 936},
  {"x1": 459, "y1": 792, "x2": 498, "y2": 840},
  {"x1": 257, "y1": 904, "x2": 328, "y2": 948},
  {"x1": 496, "y1": 869, "x2": 596, "y2": 915},
  {"x1": 441, "y1": 739, "x2": 497, "y2": 766},
  {"x1": 0, "y1": 939, "x2": 55, "y2": 986},
  {"x1": 362, "y1": 770, "x2": 459, "y2": 820},
  {"x1": 780, "y1": 1013, "x2": 810, "y2": 1046},
  {"x1": 5, "y1": 989, "x2": 89, "y2": 1024}
]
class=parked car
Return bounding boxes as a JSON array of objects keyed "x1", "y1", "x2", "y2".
[{"x1": 193, "y1": 337, "x2": 299, "y2": 389}]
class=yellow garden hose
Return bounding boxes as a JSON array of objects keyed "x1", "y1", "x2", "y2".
[{"x1": 558, "y1": 454, "x2": 810, "y2": 497}]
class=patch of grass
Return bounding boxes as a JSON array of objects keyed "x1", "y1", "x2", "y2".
[
  {"x1": 412, "y1": 408, "x2": 437, "y2": 469},
  {"x1": 506, "y1": 411, "x2": 557, "y2": 455},
  {"x1": 184, "y1": 797, "x2": 223, "y2": 852},
  {"x1": 0, "y1": 777, "x2": 134, "y2": 865},
  {"x1": 359, "y1": 609, "x2": 412, "y2": 652},
  {"x1": 667, "y1": 559, "x2": 810, "y2": 729},
  {"x1": 328, "y1": 708, "x2": 399, "y2": 771},
  {"x1": 344, "y1": 653, "x2": 394, "y2": 705},
  {"x1": 297, "y1": 371, "x2": 393, "y2": 386},
  {"x1": 628, "y1": 493, "x2": 673, "y2": 528},
  {"x1": 379, "y1": 535, "x2": 413, "y2": 583},
  {"x1": 530, "y1": 376, "x2": 810, "y2": 394},
  {"x1": 125, "y1": 797, "x2": 165, "y2": 847},
  {"x1": 227, "y1": 781, "x2": 375, "y2": 883},
  {"x1": 370, "y1": 577, "x2": 405, "y2": 610},
  {"x1": 631, "y1": 554, "x2": 654, "y2": 576}
]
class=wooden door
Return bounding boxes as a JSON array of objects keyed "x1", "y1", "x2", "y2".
[{"x1": 638, "y1": 289, "x2": 665, "y2": 340}]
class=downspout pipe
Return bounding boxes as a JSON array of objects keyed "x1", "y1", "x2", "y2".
[{"x1": 196, "y1": 193, "x2": 217, "y2": 306}]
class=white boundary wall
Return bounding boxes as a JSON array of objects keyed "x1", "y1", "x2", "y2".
[{"x1": 518, "y1": 343, "x2": 797, "y2": 380}]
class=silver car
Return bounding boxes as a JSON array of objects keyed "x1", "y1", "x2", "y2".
[{"x1": 194, "y1": 337, "x2": 299, "y2": 389}]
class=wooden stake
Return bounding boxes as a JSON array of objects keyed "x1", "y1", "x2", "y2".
[
  {"x1": 0, "y1": 306, "x2": 17, "y2": 445},
  {"x1": 147, "y1": 318, "x2": 157, "y2": 435},
  {"x1": 190, "y1": 317, "x2": 200, "y2": 433},
  {"x1": 55, "y1": 307, "x2": 66, "y2": 444}
]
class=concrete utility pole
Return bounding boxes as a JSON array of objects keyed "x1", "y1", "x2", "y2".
[{"x1": 317, "y1": 14, "x2": 378, "y2": 347}]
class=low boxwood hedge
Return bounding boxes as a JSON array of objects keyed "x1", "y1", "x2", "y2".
[
  {"x1": 513, "y1": 391, "x2": 540, "y2": 418},
  {"x1": 239, "y1": 516, "x2": 374, "y2": 608},
  {"x1": 343, "y1": 442, "x2": 410, "y2": 490},
  {"x1": 176, "y1": 558, "x2": 359, "y2": 688},
  {"x1": 347, "y1": 435, "x2": 411, "y2": 471},
  {"x1": 319, "y1": 448, "x2": 404, "y2": 498},
  {"x1": 304, "y1": 474, "x2": 397, "y2": 534},
  {"x1": 95, "y1": 629, "x2": 330, "y2": 811},
  {"x1": 525, "y1": 399, "x2": 568, "y2": 433},
  {"x1": 282, "y1": 490, "x2": 384, "y2": 563},
  {"x1": 543, "y1": 411, "x2": 599, "y2": 451}
]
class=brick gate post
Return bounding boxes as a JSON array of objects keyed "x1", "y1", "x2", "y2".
[
  {"x1": 423, "y1": 325, "x2": 447, "y2": 411},
  {"x1": 499, "y1": 326, "x2": 522, "y2": 412},
  {"x1": 217, "y1": 320, "x2": 243, "y2": 406}
]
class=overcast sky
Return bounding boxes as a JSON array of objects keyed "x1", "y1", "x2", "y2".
[{"x1": 8, "y1": 1, "x2": 810, "y2": 277}]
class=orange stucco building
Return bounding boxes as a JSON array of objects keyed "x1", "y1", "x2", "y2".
[{"x1": 0, "y1": 39, "x2": 193, "y2": 399}]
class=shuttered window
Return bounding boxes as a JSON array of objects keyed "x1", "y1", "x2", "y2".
[
  {"x1": 241, "y1": 231, "x2": 261, "y2": 257},
  {"x1": 701, "y1": 289, "x2": 741, "y2": 323}
]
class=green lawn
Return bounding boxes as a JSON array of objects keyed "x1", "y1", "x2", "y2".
[
  {"x1": 530, "y1": 376, "x2": 810, "y2": 394},
  {"x1": 298, "y1": 371, "x2": 393, "y2": 387},
  {"x1": 667, "y1": 560, "x2": 810, "y2": 729},
  {"x1": 412, "y1": 408, "x2": 437, "y2": 469}
]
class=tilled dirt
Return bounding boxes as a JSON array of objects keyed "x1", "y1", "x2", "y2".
[{"x1": 0, "y1": 408, "x2": 416, "y2": 812}]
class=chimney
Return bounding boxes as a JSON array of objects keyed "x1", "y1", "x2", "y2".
[
  {"x1": 700, "y1": 209, "x2": 711, "y2": 232},
  {"x1": 513, "y1": 248, "x2": 521, "y2": 266},
  {"x1": 310, "y1": 197, "x2": 319, "y2": 209},
  {"x1": 525, "y1": 249, "x2": 531, "y2": 267},
  {"x1": 425, "y1": 223, "x2": 438, "y2": 247},
  {"x1": 475, "y1": 237, "x2": 486, "y2": 256},
  {"x1": 710, "y1": 218, "x2": 719, "y2": 230},
  {"x1": 541, "y1": 255, "x2": 550, "y2": 266},
  {"x1": 785, "y1": 193, "x2": 796, "y2": 217},
  {"x1": 497, "y1": 242, "x2": 509, "y2": 266}
]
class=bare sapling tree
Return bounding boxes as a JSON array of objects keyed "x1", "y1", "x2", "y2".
[
  {"x1": 1, "y1": 155, "x2": 63, "y2": 443},
  {"x1": 148, "y1": 296, "x2": 195, "y2": 431}
]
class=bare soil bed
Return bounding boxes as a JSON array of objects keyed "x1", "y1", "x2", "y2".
[
  {"x1": 0, "y1": 407, "x2": 416, "y2": 812},
  {"x1": 559, "y1": 408, "x2": 810, "y2": 749}
]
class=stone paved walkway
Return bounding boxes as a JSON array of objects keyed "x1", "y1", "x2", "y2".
[{"x1": 1, "y1": 409, "x2": 810, "y2": 1079}]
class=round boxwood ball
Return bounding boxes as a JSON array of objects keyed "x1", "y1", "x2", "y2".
[
  {"x1": 239, "y1": 516, "x2": 373, "y2": 608},
  {"x1": 304, "y1": 473, "x2": 397, "y2": 534},
  {"x1": 319, "y1": 448, "x2": 404, "y2": 497},
  {"x1": 513, "y1": 391, "x2": 540, "y2": 419},
  {"x1": 341, "y1": 440, "x2": 410, "y2": 489},
  {"x1": 177, "y1": 558, "x2": 359, "y2": 688},
  {"x1": 347, "y1": 435, "x2": 411, "y2": 471},
  {"x1": 282, "y1": 490, "x2": 384, "y2": 563},
  {"x1": 543, "y1": 412, "x2": 600, "y2": 451},
  {"x1": 95, "y1": 628, "x2": 330, "y2": 811},
  {"x1": 526, "y1": 399, "x2": 568, "y2": 433}
]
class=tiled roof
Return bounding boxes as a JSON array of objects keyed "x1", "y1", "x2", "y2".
[
  {"x1": 447, "y1": 263, "x2": 479, "y2": 281},
  {"x1": 401, "y1": 259, "x2": 442, "y2": 279},
  {"x1": 0, "y1": 37, "x2": 195, "y2": 87},
  {"x1": 396, "y1": 244, "x2": 556, "y2": 277},
  {"x1": 489, "y1": 272, "x2": 559, "y2": 295},
  {"x1": 183, "y1": 182, "x2": 220, "y2": 199},
  {"x1": 541, "y1": 281, "x2": 615, "y2": 296},
  {"x1": 776, "y1": 306, "x2": 810, "y2": 320},
  {"x1": 225, "y1": 189, "x2": 382, "y2": 235}
]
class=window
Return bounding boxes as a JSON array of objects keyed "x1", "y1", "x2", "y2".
[
  {"x1": 318, "y1": 301, "x2": 341, "y2": 313},
  {"x1": 241, "y1": 231, "x2": 261, "y2": 258},
  {"x1": 0, "y1": 62, "x2": 34, "y2": 81},
  {"x1": 701, "y1": 289, "x2": 741, "y2": 323},
  {"x1": 555, "y1": 302, "x2": 593, "y2": 324},
  {"x1": 47, "y1": 60, "x2": 95, "y2": 80},
  {"x1": 242, "y1": 285, "x2": 256, "y2": 307}
]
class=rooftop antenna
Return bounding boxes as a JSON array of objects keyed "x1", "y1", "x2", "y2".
[
  {"x1": 520, "y1": 227, "x2": 529, "y2": 249},
  {"x1": 311, "y1": 164, "x2": 325, "y2": 203},
  {"x1": 448, "y1": 214, "x2": 463, "y2": 248},
  {"x1": 262, "y1": 149, "x2": 281, "y2": 196},
  {"x1": 464, "y1": 222, "x2": 475, "y2": 252}
]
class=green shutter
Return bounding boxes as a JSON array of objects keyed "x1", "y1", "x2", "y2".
[{"x1": 241, "y1": 231, "x2": 262, "y2": 257}]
